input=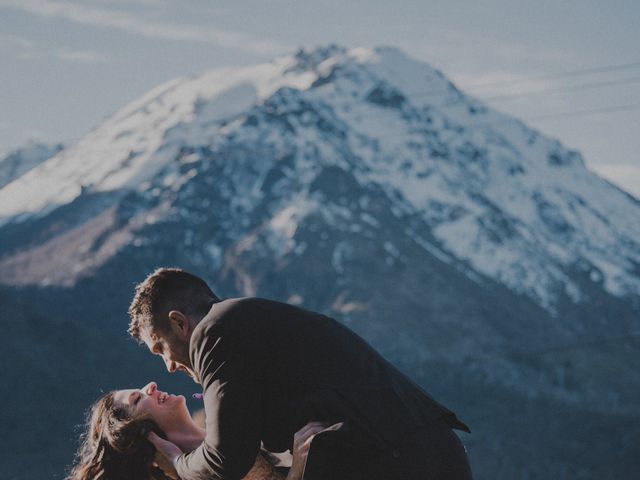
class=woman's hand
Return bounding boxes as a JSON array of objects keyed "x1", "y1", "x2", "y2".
[
  {"x1": 148, "y1": 431, "x2": 182, "y2": 479},
  {"x1": 286, "y1": 421, "x2": 344, "y2": 480}
]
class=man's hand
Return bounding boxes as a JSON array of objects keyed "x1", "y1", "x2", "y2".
[
  {"x1": 148, "y1": 431, "x2": 182, "y2": 479},
  {"x1": 287, "y1": 421, "x2": 344, "y2": 480}
]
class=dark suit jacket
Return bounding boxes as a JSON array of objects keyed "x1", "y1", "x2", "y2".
[{"x1": 174, "y1": 297, "x2": 469, "y2": 480}]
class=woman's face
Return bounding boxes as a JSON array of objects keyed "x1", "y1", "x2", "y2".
[{"x1": 113, "y1": 382, "x2": 189, "y2": 431}]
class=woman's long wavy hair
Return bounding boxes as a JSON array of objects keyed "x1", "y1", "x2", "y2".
[{"x1": 66, "y1": 392, "x2": 170, "y2": 480}]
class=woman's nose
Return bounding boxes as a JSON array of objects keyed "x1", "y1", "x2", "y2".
[{"x1": 143, "y1": 382, "x2": 157, "y2": 395}]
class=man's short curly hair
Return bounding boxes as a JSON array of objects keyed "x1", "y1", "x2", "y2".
[{"x1": 128, "y1": 268, "x2": 218, "y2": 342}]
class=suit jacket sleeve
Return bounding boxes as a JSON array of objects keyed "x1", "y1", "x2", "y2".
[{"x1": 175, "y1": 312, "x2": 264, "y2": 480}]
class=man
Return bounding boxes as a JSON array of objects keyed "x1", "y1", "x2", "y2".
[{"x1": 129, "y1": 267, "x2": 473, "y2": 480}]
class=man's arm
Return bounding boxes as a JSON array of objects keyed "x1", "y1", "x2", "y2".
[
  {"x1": 149, "y1": 437, "x2": 284, "y2": 480},
  {"x1": 176, "y1": 312, "x2": 265, "y2": 480}
]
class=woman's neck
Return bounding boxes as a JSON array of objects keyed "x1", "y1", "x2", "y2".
[{"x1": 166, "y1": 420, "x2": 206, "y2": 453}]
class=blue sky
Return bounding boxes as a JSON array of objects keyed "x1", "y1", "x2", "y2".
[{"x1": 1, "y1": 0, "x2": 638, "y2": 194}]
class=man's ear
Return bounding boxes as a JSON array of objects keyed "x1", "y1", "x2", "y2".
[{"x1": 167, "y1": 311, "x2": 190, "y2": 340}]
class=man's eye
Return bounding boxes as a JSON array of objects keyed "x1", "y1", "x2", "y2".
[{"x1": 134, "y1": 395, "x2": 141, "y2": 405}]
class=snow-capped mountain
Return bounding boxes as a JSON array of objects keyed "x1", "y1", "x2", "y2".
[
  {"x1": 1, "y1": 45, "x2": 638, "y2": 480},
  {"x1": 1, "y1": 45, "x2": 637, "y2": 312}
]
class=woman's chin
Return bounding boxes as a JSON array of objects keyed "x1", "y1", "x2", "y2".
[
  {"x1": 157, "y1": 396, "x2": 190, "y2": 423},
  {"x1": 165, "y1": 394, "x2": 186, "y2": 408},
  {"x1": 173, "y1": 394, "x2": 191, "y2": 413}
]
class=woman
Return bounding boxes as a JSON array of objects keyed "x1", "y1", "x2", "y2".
[{"x1": 67, "y1": 382, "x2": 334, "y2": 480}]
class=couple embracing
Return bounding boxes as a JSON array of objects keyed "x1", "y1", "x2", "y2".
[{"x1": 68, "y1": 268, "x2": 473, "y2": 479}]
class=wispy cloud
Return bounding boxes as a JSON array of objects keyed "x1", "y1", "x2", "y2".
[
  {"x1": 0, "y1": 0, "x2": 287, "y2": 55},
  {"x1": 450, "y1": 71, "x2": 559, "y2": 97},
  {"x1": 0, "y1": 33, "x2": 35, "y2": 50},
  {"x1": 404, "y1": 28, "x2": 578, "y2": 97},
  {"x1": 88, "y1": 0, "x2": 167, "y2": 7},
  {"x1": 56, "y1": 49, "x2": 111, "y2": 63},
  {"x1": 0, "y1": 32, "x2": 111, "y2": 63}
]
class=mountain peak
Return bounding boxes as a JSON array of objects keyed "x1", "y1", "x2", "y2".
[{"x1": 291, "y1": 44, "x2": 348, "y2": 70}]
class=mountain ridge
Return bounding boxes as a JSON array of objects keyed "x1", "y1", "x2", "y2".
[{"x1": 0, "y1": 140, "x2": 63, "y2": 189}]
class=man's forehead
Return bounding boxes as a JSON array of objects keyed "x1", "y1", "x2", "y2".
[{"x1": 139, "y1": 327, "x2": 160, "y2": 346}]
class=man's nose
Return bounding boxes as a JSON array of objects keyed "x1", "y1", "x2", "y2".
[
  {"x1": 143, "y1": 382, "x2": 157, "y2": 395},
  {"x1": 164, "y1": 358, "x2": 177, "y2": 373}
]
